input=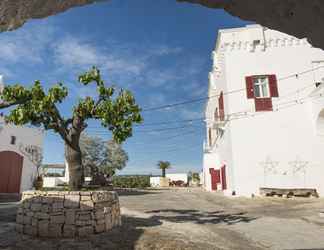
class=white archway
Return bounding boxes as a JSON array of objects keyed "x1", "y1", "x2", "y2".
[{"x1": 317, "y1": 109, "x2": 324, "y2": 136}]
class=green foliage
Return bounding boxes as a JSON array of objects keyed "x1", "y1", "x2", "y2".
[
  {"x1": 192, "y1": 172, "x2": 200, "y2": 181},
  {"x1": 157, "y1": 161, "x2": 171, "y2": 177},
  {"x1": 0, "y1": 66, "x2": 143, "y2": 145},
  {"x1": 157, "y1": 161, "x2": 171, "y2": 170},
  {"x1": 0, "y1": 66, "x2": 143, "y2": 189},
  {"x1": 112, "y1": 175, "x2": 150, "y2": 188}
]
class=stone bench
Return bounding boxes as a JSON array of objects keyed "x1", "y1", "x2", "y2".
[{"x1": 16, "y1": 190, "x2": 121, "y2": 238}]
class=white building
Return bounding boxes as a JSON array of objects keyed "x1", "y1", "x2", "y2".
[
  {"x1": 203, "y1": 24, "x2": 324, "y2": 197},
  {"x1": 0, "y1": 77, "x2": 44, "y2": 194}
]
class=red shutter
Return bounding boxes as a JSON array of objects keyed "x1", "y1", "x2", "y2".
[
  {"x1": 218, "y1": 92, "x2": 225, "y2": 121},
  {"x1": 245, "y1": 76, "x2": 254, "y2": 99},
  {"x1": 221, "y1": 165, "x2": 227, "y2": 190},
  {"x1": 255, "y1": 98, "x2": 273, "y2": 112},
  {"x1": 268, "y1": 74, "x2": 279, "y2": 97}
]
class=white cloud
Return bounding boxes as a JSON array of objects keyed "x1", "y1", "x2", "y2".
[{"x1": 0, "y1": 22, "x2": 55, "y2": 65}]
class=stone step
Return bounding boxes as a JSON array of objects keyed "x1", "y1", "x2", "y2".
[{"x1": 0, "y1": 193, "x2": 21, "y2": 202}]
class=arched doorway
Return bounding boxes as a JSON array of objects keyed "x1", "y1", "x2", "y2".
[
  {"x1": 317, "y1": 109, "x2": 324, "y2": 137},
  {"x1": 0, "y1": 151, "x2": 24, "y2": 193}
]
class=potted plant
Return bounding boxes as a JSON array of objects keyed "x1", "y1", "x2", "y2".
[{"x1": 33, "y1": 175, "x2": 43, "y2": 190}]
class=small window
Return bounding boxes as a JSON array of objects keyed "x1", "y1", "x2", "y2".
[
  {"x1": 253, "y1": 76, "x2": 270, "y2": 98},
  {"x1": 10, "y1": 136, "x2": 16, "y2": 145},
  {"x1": 214, "y1": 108, "x2": 218, "y2": 121}
]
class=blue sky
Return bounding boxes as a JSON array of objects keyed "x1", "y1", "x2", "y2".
[{"x1": 0, "y1": 0, "x2": 248, "y2": 175}]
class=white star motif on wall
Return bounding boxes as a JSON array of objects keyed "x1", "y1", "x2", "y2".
[
  {"x1": 260, "y1": 157, "x2": 279, "y2": 175},
  {"x1": 289, "y1": 156, "x2": 308, "y2": 174}
]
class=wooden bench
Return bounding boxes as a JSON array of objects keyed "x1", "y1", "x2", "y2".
[{"x1": 260, "y1": 187, "x2": 319, "y2": 198}]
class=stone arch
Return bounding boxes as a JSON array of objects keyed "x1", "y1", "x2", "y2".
[{"x1": 316, "y1": 109, "x2": 324, "y2": 136}]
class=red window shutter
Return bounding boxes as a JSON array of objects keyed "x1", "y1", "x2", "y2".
[
  {"x1": 245, "y1": 76, "x2": 254, "y2": 99},
  {"x1": 268, "y1": 74, "x2": 279, "y2": 97},
  {"x1": 218, "y1": 92, "x2": 225, "y2": 121},
  {"x1": 221, "y1": 165, "x2": 227, "y2": 190},
  {"x1": 255, "y1": 98, "x2": 273, "y2": 112}
]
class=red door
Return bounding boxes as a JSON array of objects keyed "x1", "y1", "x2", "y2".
[
  {"x1": 0, "y1": 151, "x2": 23, "y2": 193},
  {"x1": 209, "y1": 168, "x2": 221, "y2": 191},
  {"x1": 221, "y1": 165, "x2": 227, "y2": 190}
]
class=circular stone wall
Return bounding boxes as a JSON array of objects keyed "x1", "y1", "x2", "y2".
[{"x1": 15, "y1": 190, "x2": 121, "y2": 238}]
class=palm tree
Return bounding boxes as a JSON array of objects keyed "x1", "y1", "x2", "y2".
[{"x1": 157, "y1": 161, "x2": 171, "y2": 178}]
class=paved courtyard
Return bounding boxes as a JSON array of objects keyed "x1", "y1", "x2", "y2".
[{"x1": 1, "y1": 188, "x2": 324, "y2": 249}]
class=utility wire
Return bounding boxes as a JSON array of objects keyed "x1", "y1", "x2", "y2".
[{"x1": 141, "y1": 65, "x2": 324, "y2": 112}]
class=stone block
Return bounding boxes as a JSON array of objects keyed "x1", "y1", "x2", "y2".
[
  {"x1": 23, "y1": 201, "x2": 31, "y2": 209},
  {"x1": 63, "y1": 225, "x2": 76, "y2": 238},
  {"x1": 31, "y1": 203, "x2": 42, "y2": 212},
  {"x1": 78, "y1": 226, "x2": 93, "y2": 237},
  {"x1": 49, "y1": 224, "x2": 62, "y2": 238},
  {"x1": 31, "y1": 218, "x2": 38, "y2": 227},
  {"x1": 50, "y1": 214, "x2": 65, "y2": 224},
  {"x1": 41, "y1": 205, "x2": 50, "y2": 213},
  {"x1": 38, "y1": 220, "x2": 49, "y2": 237},
  {"x1": 65, "y1": 209, "x2": 76, "y2": 225},
  {"x1": 52, "y1": 202, "x2": 64, "y2": 212},
  {"x1": 96, "y1": 219, "x2": 105, "y2": 225},
  {"x1": 26, "y1": 211, "x2": 34, "y2": 217},
  {"x1": 105, "y1": 214, "x2": 112, "y2": 231},
  {"x1": 77, "y1": 211, "x2": 92, "y2": 221},
  {"x1": 35, "y1": 212, "x2": 49, "y2": 220},
  {"x1": 75, "y1": 220, "x2": 92, "y2": 226},
  {"x1": 17, "y1": 207, "x2": 24, "y2": 214},
  {"x1": 94, "y1": 211, "x2": 105, "y2": 220},
  {"x1": 95, "y1": 223, "x2": 105, "y2": 233},
  {"x1": 91, "y1": 192, "x2": 106, "y2": 203},
  {"x1": 80, "y1": 200, "x2": 94, "y2": 210},
  {"x1": 23, "y1": 215, "x2": 32, "y2": 225},
  {"x1": 16, "y1": 224, "x2": 24, "y2": 233},
  {"x1": 64, "y1": 195, "x2": 80, "y2": 208},
  {"x1": 94, "y1": 201, "x2": 112, "y2": 209},
  {"x1": 23, "y1": 225, "x2": 34, "y2": 236},
  {"x1": 16, "y1": 214, "x2": 24, "y2": 224}
]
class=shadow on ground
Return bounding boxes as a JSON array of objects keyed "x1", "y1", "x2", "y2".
[{"x1": 145, "y1": 209, "x2": 258, "y2": 225}]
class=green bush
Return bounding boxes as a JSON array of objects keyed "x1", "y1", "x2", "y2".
[{"x1": 112, "y1": 175, "x2": 150, "y2": 188}]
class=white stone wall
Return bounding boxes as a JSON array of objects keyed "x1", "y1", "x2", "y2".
[
  {"x1": 166, "y1": 173, "x2": 188, "y2": 183},
  {"x1": 204, "y1": 24, "x2": 324, "y2": 197},
  {"x1": 0, "y1": 117, "x2": 44, "y2": 192}
]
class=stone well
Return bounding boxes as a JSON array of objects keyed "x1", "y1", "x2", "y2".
[{"x1": 16, "y1": 190, "x2": 121, "y2": 238}]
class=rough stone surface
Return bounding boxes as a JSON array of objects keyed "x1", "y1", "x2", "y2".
[
  {"x1": 16, "y1": 190, "x2": 121, "y2": 238},
  {"x1": 0, "y1": 0, "x2": 108, "y2": 32}
]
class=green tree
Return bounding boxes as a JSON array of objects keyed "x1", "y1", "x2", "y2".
[
  {"x1": 157, "y1": 161, "x2": 171, "y2": 178},
  {"x1": 0, "y1": 67, "x2": 142, "y2": 190},
  {"x1": 80, "y1": 133, "x2": 128, "y2": 184}
]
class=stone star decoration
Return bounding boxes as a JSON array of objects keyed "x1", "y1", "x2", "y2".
[
  {"x1": 289, "y1": 156, "x2": 309, "y2": 175},
  {"x1": 260, "y1": 157, "x2": 279, "y2": 175}
]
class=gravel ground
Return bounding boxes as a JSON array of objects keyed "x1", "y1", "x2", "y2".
[{"x1": 1, "y1": 188, "x2": 324, "y2": 250}]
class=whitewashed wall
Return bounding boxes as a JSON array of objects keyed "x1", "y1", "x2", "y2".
[
  {"x1": 166, "y1": 173, "x2": 188, "y2": 183},
  {"x1": 204, "y1": 24, "x2": 324, "y2": 197},
  {"x1": 0, "y1": 117, "x2": 44, "y2": 192}
]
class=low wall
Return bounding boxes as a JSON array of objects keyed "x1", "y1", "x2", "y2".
[{"x1": 16, "y1": 190, "x2": 121, "y2": 238}]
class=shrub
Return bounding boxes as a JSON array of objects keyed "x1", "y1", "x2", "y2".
[{"x1": 112, "y1": 175, "x2": 150, "y2": 188}]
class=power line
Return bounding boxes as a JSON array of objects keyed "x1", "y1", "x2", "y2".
[{"x1": 140, "y1": 65, "x2": 324, "y2": 113}]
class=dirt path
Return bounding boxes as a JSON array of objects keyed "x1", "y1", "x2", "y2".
[{"x1": 1, "y1": 188, "x2": 324, "y2": 249}]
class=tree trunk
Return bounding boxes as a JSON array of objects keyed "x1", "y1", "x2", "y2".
[
  {"x1": 65, "y1": 143, "x2": 83, "y2": 190},
  {"x1": 162, "y1": 168, "x2": 166, "y2": 178}
]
